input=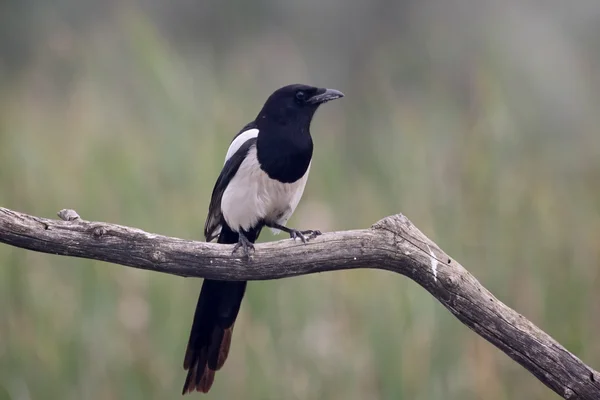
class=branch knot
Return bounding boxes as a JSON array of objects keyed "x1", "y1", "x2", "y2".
[{"x1": 92, "y1": 226, "x2": 107, "y2": 239}]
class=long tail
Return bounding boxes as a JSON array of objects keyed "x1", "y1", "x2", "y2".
[{"x1": 181, "y1": 226, "x2": 253, "y2": 394}]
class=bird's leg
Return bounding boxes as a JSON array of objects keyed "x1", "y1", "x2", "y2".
[
  {"x1": 232, "y1": 231, "x2": 255, "y2": 258},
  {"x1": 267, "y1": 222, "x2": 321, "y2": 243}
]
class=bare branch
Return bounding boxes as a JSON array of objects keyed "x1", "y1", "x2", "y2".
[{"x1": 0, "y1": 206, "x2": 598, "y2": 399}]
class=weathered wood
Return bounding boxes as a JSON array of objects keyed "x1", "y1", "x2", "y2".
[{"x1": 0, "y1": 206, "x2": 598, "y2": 399}]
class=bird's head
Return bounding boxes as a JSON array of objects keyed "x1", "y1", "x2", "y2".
[{"x1": 257, "y1": 84, "x2": 344, "y2": 127}]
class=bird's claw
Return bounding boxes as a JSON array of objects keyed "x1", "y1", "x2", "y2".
[
  {"x1": 289, "y1": 229, "x2": 322, "y2": 243},
  {"x1": 303, "y1": 229, "x2": 322, "y2": 240},
  {"x1": 289, "y1": 229, "x2": 306, "y2": 243},
  {"x1": 232, "y1": 235, "x2": 255, "y2": 258}
]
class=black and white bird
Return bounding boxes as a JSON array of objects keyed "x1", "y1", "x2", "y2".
[{"x1": 182, "y1": 84, "x2": 344, "y2": 394}]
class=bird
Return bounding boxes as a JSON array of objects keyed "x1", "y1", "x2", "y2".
[{"x1": 181, "y1": 84, "x2": 344, "y2": 394}]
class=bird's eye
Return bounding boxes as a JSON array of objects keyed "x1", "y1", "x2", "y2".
[{"x1": 295, "y1": 91, "x2": 306, "y2": 101}]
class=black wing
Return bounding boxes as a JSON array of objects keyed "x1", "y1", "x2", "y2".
[{"x1": 203, "y1": 137, "x2": 257, "y2": 241}]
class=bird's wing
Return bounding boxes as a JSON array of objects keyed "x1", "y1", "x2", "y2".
[
  {"x1": 224, "y1": 123, "x2": 259, "y2": 163},
  {"x1": 204, "y1": 135, "x2": 258, "y2": 241}
]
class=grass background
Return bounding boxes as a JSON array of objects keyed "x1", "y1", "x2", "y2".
[{"x1": 1, "y1": 1, "x2": 600, "y2": 399}]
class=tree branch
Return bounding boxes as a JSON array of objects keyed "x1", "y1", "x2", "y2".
[{"x1": 0, "y1": 206, "x2": 598, "y2": 399}]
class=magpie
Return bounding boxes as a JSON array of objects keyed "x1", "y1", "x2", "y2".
[{"x1": 181, "y1": 84, "x2": 344, "y2": 394}]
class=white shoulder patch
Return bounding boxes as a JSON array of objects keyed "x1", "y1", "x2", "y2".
[{"x1": 225, "y1": 128, "x2": 259, "y2": 164}]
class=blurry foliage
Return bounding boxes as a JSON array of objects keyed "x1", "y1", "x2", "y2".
[{"x1": 1, "y1": 0, "x2": 600, "y2": 399}]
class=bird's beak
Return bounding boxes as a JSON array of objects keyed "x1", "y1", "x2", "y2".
[{"x1": 307, "y1": 88, "x2": 345, "y2": 104}]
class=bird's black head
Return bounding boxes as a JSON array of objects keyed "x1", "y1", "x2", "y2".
[
  {"x1": 254, "y1": 84, "x2": 343, "y2": 183},
  {"x1": 256, "y1": 84, "x2": 344, "y2": 128}
]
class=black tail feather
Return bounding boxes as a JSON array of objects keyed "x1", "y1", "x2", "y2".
[
  {"x1": 182, "y1": 224, "x2": 258, "y2": 394},
  {"x1": 182, "y1": 279, "x2": 247, "y2": 394}
]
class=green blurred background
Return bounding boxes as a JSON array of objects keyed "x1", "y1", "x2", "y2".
[{"x1": 1, "y1": 0, "x2": 600, "y2": 399}]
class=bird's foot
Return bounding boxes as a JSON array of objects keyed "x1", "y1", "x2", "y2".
[
  {"x1": 289, "y1": 229, "x2": 322, "y2": 243},
  {"x1": 232, "y1": 234, "x2": 255, "y2": 258}
]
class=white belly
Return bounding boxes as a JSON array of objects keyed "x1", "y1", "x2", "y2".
[{"x1": 221, "y1": 146, "x2": 310, "y2": 232}]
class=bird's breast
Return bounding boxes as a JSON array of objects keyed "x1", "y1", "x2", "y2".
[{"x1": 221, "y1": 146, "x2": 310, "y2": 232}]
